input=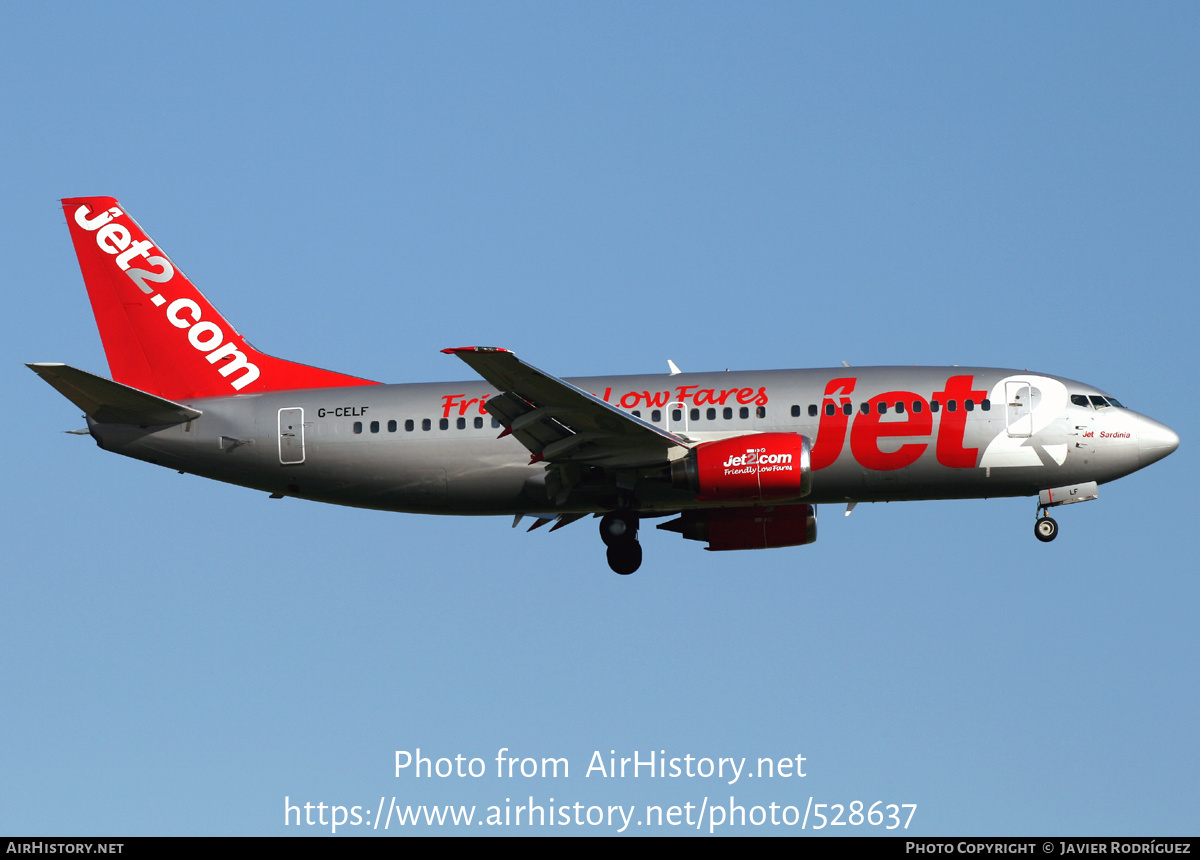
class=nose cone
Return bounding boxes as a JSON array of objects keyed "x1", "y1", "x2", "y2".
[{"x1": 1137, "y1": 415, "x2": 1180, "y2": 467}]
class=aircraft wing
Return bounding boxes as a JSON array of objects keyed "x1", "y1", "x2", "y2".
[{"x1": 443, "y1": 347, "x2": 691, "y2": 468}]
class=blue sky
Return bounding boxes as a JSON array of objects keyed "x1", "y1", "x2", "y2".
[{"x1": 2, "y1": 2, "x2": 1196, "y2": 835}]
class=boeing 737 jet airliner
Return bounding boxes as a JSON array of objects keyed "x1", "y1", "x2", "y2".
[{"x1": 30, "y1": 197, "x2": 1179, "y2": 574}]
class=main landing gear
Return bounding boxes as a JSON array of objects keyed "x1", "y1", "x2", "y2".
[{"x1": 600, "y1": 510, "x2": 641, "y2": 575}]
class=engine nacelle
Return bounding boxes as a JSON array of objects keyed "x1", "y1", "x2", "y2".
[
  {"x1": 658, "y1": 504, "x2": 818, "y2": 551},
  {"x1": 671, "y1": 432, "x2": 812, "y2": 503}
]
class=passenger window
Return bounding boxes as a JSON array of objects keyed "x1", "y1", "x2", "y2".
[
  {"x1": 353, "y1": 421, "x2": 362, "y2": 434},
  {"x1": 388, "y1": 419, "x2": 397, "y2": 432},
  {"x1": 912, "y1": 401, "x2": 923, "y2": 413},
  {"x1": 947, "y1": 400, "x2": 957, "y2": 412},
  {"x1": 791, "y1": 405, "x2": 800, "y2": 418},
  {"x1": 690, "y1": 408, "x2": 700, "y2": 421},
  {"x1": 491, "y1": 417, "x2": 500, "y2": 428},
  {"x1": 632, "y1": 410, "x2": 641, "y2": 418},
  {"x1": 474, "y1": 417, "x2": 483, "y2": 429},
  {"x1": 672, "y1": 409, "x2": 682, "y2": 422},
  {"x1": 895, "y1": 402, "x2": 905, "y2": 414},
  {"x1": 965, "y1": 399, "x2": 974, "y2": 412},
  {"x1": 456, "y1": 417, "x2": 466, "y2": 429},
  {"x1": 757, "y1": 406, "x2": 767, "y2": 418},
  {"x1": 825, "y1": 403, "x2": 835, "y2": 416},
  {"x1": 860, "y1": 402, "x2": 869, "y2": 414},
  {"x1": 723, "y1": 407, "x2": 733, "y2": 420},
  {"x1": 931, "y1": 400, "x2": 940, "y2": 413},
  {"x1": 439, "y1": 418, "x2": 449, "y2": 430},
  {"x1": 421, "y1": 418, "x2": 431, "y2": 431},
  {"x1": 981, "y1": 399, "x2": 991, "y2": 411},
  {"x1": 707, "y1": 408, "x2": 717, "y2": 420},
  {"x1": 842, "y1": 403, "x2": 852, "y2": 416},
  {"x1": 405, "y1": 419, "x2": 414, "y2": 432},
  {"x1": 739, "y1": 407, "x2": 749, "y2": 419},
  {"x1": 877, "y1": 402, "x2": 887, "y2": 415},
  {"x1": 808, "y1": 405, "x2": 818, "y2": 417},
  {"x1": 370, "y1": 420, "x2": 380, "y2": 433},
  {"x1": 651, "y1": 409, "x2": 661, "y2": 423}
]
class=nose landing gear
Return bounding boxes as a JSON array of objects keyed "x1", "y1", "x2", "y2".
[
  {"x1": 1034, "y1": 514, "x2": 1059, "y2": 542},
  {"x1": 600, "y1": 510, "x2": 642, "y2": 575},
  {"x1": 1032, "y1": 481, "x2": 1099, "y2": 543}
]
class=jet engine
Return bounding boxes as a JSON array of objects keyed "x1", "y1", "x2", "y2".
[{"x1": 671, "y1": 433, "x2": 812, "y2": 503}]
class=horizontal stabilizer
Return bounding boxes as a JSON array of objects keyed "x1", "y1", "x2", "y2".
[{"x1": 27, "y1": 363, "x2": 202, "y2": 426}]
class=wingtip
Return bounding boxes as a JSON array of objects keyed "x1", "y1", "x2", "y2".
[{"x1": 441, "y1": 346, "x2": 513, "y2": 355}]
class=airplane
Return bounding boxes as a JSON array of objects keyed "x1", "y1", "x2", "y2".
[{"x1": 30, "y1": 196, "x2": 1180, "y2": 575}]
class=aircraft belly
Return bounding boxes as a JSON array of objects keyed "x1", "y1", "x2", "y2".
[
  {"x1": 291, "y1": 440, "x2": 534, "y2": 514},
  {"x1": 807, "y1": 446, "x2": 1067, "y2": 503}
]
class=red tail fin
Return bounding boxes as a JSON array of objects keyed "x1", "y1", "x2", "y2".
[{"x1": 61, "y1": 196, "x2": 377, "y2": 400}]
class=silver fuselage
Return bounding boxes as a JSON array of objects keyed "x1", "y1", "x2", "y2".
[{"x1": 86, "y1": 366, "x2": 1177, "y2": 517}]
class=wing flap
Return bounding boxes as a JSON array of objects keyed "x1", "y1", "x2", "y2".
[
  {"x1": 483, "y1": 390, "x2": 575, "y2": 459},
  {"x1": 28, "y1": 363, "x2": 202, "y2": 425}
]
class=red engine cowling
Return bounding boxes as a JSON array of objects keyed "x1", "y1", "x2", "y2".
[
  {"x1": 658, "y1": 504, "x2": 818, "y2": 551},
  {"x1": 672, "y1": 433, "x2": 812, "y2": 503}
]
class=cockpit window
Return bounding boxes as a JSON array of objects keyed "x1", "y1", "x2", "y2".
[
  {"x1": 1107, "y1": 397, "x2": 1125, "y2": 408},
  {"x1": 1071, "y1": 394, "x2": 1090, "y2": 408},
  {"x1": 1089, "y1": 395, "x2": 1111, "y2": 409}
]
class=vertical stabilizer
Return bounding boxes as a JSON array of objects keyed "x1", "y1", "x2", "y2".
[{"x1": 61, "y1": 197, "x2": 377, "y2": 400}]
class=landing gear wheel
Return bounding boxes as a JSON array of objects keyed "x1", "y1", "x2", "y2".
[
  {"x1": 599, "y1": 511, "x2": 638, "y2": 547},
  {"x1": 607, "y1": 540, "x2": 642, "y2": 575},
  {"x1": 1034, "y1": 516, "x2": 1059, "y2": 543}
]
